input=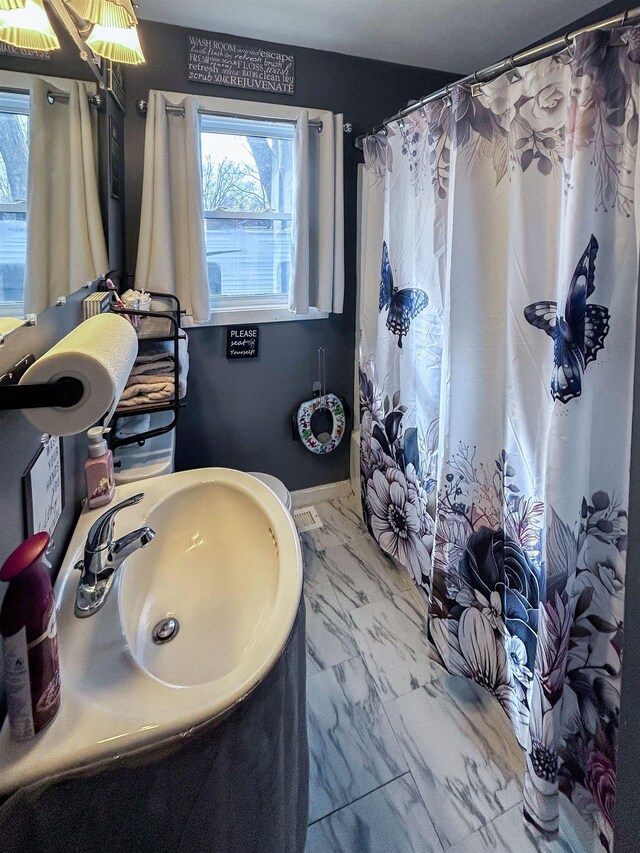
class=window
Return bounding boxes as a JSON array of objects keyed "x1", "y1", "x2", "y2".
[
  {"x1": 0, "y1": 90, "x2": 29, "y2": 317},
  {"x1": 200, "y1": 114, "x2": 294, "y2": 314}
]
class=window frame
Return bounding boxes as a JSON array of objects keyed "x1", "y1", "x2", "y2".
[
  {"x1": 0, "y1": 87, "x2": 29, "y2": 318},
  {"x1": 192, "y1": 101, "x2": 328, "y2": 327}
]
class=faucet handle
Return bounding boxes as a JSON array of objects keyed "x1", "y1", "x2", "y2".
[{"x1": 86, "y1": 493, "x2": 145, "y2": 553}]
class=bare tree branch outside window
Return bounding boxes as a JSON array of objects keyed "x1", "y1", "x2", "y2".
[{"x1": 0, "y1": 112, "x2": 28, "y2": 203}]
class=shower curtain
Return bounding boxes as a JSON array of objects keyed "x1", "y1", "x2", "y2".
[{"x1": 359, "y1": 27, "x2": 640, "y2": 853}]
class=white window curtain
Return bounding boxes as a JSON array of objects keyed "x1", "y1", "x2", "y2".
[
  {"x1": 290, "y1": 108, "x2": 344, "y2": 314},
  {"x1": 135, "y1": 91, "x2": 210, "y2": 324},
  {"x1": 25, "y1": 77, "x2": 108, "y2": 315},
  {"x1": 136, "y1": 90, "x2": 344, "y2": 322}
]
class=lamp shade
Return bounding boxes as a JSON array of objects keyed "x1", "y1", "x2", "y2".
[
  {"x1": 86, "y1": 19, "x2": 144, "y2": 64},
  {"x1": 64, "y1": 0, "x2": 137, "y2": 28},
  {"x1": 0, "y1": 0, "x2": 60, "y2": 51},
  {"x1": 0, "y1": 1, "x2": 27, "y2": 11}
]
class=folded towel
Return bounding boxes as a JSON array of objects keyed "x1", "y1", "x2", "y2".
[
  {"x1": 137, "y1": 315, "x2": 174, "y2": 339},
  {"x1": 137, "y1": 332, "x2": 188, "y2": 399},
  {"x1": 119, "y1": 380, "x2": 174, "y2": 402},
  {"x1": 178, "y1": 347, "x2": 188, "y2": 399},
  {"x1": 129, "y1": 359, "x2": 174, "y2": 377},
  {"x1": 125, "y1": 373, "x2": 174, "y2": 389},
  {"x1": 114, "y1": 414, "x2": 151, "y2": 439},
  {"x1": 135, "y1": 347, "x2": 174, "y2": 362},
  {"x1": 116, "y1": 395, "x2": 171, "y2": 410}
]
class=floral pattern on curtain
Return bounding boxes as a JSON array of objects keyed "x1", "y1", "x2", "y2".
[{"x1": 359, "y1": 27, "x2": 640, "y2": 852}]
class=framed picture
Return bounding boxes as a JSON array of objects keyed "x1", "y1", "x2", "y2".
[
  {"x1": 22, "y1": 435, "x2": 64, "y2": 539},
  {"x1": 107, "y1": 60, "x2": 125, "y2": 111},
  {"x1": 109, "y1": 115, "x2": 121, "y2": 200}
]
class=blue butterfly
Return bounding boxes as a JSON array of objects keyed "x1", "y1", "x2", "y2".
[
  {"x1": 524, "y1": 235, "x2": 609, "y2": 404},
  {"x1": 379, "y1": 241, "x2": 429, "y2": 348}
]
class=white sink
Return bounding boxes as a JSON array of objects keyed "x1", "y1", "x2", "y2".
[
  {"x1": 119, "y1": 479, "x2": 285, "y2": 688},
  {"x1": 0, "y1": 469, "x2": 302, "y2": 795}
]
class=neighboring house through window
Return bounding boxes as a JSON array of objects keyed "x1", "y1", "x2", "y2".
[{"x1": 200, "y1": 114, "x2": 294, "y2": 314}]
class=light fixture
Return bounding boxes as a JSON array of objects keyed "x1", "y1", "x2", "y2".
[
  {"x1": 0, "y1": 0, "x2": 145, "y2": 64},
  {"x1": 68, "y1": 0, "x2": 145, "y2": 64},
  {"x1": 65, "y1": 0, "x2": 136, "y2": 29},
  {"x1": 86, "y1": 20, "x2": 144, "y2": 64},
  {"x1": 0, "y1": 0, "x2": 60, "y2": 51}
]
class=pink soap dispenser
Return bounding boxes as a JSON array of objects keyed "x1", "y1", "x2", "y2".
[
  {"x1": 84, "y1": 426, "x2": 115, "y2": 509},
  {"x1": 0, "y1": 532, "x2": 61, "y2": 740}
]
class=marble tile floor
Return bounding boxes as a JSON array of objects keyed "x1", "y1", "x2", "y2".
[{"x1": 303, "y1": 493, "x2": 574, "y2": 853}]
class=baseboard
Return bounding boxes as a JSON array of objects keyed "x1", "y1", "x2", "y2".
[{"x1": 291, "y1": 479, "x2": 353, "y2": 509}]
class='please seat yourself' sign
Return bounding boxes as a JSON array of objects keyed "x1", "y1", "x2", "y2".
[{"x1": 226, "y1": 326, "x2": 260, "y2": 359}]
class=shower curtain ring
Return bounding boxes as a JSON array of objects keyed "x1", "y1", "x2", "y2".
[
  {"x1": 506, "y1": 55, "x2": 522, "y2": 83},
  {"x1": 564, "y1": 31, "x2": 576, "y2": 59},
  {"x1": 443, "y1": 84, "x2": 452, "y2": 107},
  {"x1": 471, "y1": 71, "x2": 483, "y2": 98},
  {"x1": 622, "y1": 9, "x2": 629, "y2": 26}
]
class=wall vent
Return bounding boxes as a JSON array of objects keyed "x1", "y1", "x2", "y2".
[{"x1": 293, "y1": 505, "x2": 323, "y2": 532}]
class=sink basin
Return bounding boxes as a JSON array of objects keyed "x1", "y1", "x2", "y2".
[
  {"x1": 0, "y1": 469, "x2": 302, "y2": 795},
  {"x1": 120, "y1": 479, "x2": 284, "y2": 688}
]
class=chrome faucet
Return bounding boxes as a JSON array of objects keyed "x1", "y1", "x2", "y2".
[{"x1": 75, "y1": 493, "x2": 155, "y2": 618}]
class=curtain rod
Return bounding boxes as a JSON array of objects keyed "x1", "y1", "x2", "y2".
[
  {"x1": 47, "y1": 89, "x2": 105, "y2": 109},
  {"x1": 134, "y1": 98, "x2": 354, "y2": 134},
  {"x1": 355, "y1": 5, "x2": 640, "y2": 150}
]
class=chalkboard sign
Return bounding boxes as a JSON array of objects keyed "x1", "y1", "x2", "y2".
[
  {"x1": 227, "y1": 325, "x2": 259, "y2": 359},
  {"x1": 188, "y1": 35, "x2": 295, "y2": 94}
]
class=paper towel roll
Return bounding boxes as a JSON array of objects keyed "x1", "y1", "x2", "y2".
[{"x1": 19, "y1": 313, "x2": 138, "y2": 436}]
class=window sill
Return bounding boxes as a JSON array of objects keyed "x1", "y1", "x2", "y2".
[
  {"x1": 0, "y1": 302, "x2": 25, "y2": 319},
  {"x1": 184, "y1": 305, "x2": 329, "y2": 327}
]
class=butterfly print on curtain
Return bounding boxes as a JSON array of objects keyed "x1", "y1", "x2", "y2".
[
  {"x1": 379, "y1": 241, "x2": 429, "y2": 348},
  {"x1": 524, "y1": 235, "x2": 610, "y2": 403}
]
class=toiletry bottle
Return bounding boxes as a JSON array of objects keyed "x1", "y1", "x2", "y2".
[
  {"x1": 85, "y1": 426, "x2": 115, "y2": 509},
  {"x1": 0, "y1": 532, "x2": 61, "y2": 741}
]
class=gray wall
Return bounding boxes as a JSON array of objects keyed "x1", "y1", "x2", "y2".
[
  {"x1": 616, "y1": 290, "x2": 640, "y2": 853},
  {"x1": 123, "y1": 20, "x2": 459, "y2": 491}
]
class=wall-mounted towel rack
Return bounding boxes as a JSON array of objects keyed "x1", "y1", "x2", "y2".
[{"x1": 107, "y1": 288, "x2": 185, "y2": 450}]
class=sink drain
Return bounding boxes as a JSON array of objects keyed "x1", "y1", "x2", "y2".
[{"x1": 152, "y1": 616, "x2": 180, "y2": 644}]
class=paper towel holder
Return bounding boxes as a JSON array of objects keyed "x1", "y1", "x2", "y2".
[{"x1": 0, "y1": 353, "x2": 84, "y2": 412}]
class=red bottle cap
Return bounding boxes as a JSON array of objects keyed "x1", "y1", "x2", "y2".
[{"x1": 0, "y1": 532, "x2": 50, "y2": 582}]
